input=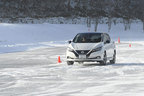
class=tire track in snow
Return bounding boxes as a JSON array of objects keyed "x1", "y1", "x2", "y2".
[{"x1": 0, "y1": 42, "x2": 144, "y2": 96}]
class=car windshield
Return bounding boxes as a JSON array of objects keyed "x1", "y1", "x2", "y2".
[{"x1": 73, "y1": 33, "x2": 102, "y2": 43}]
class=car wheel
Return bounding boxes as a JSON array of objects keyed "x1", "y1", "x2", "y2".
[
  {"x1": 100, "y1": 52, "x2": 107, "y2": 65},
  {"x1": 110, "y1": 51, "x2": 116, "y2": 64},
  {"x1": 67, "y1": 61, "x2": 74, "y2": 65}
]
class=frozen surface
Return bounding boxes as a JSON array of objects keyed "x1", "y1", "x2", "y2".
[
  {"x1": 0, "y1": 42, "x2": 144, "y2": 96},
  {"x1": 0, "y1": 23, "x2": 144, "y2": 53},
  {"x1": 0, "y1": 23, "x2": 144, "y2": 95}
]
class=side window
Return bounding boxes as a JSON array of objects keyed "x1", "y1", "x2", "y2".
[
  {"x1": 104, "y1": 34, "x2": 110, "y2": 44},
  {"x1": 106, "y1": 34, "x2": 111, "y2": 42},
  {"x1": 102, "y1": 34, "x2": 106, "y2": 42}
]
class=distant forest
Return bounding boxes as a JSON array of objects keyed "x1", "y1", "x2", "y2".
[{"x1": 0, "y1": 0, "x2": 143, "y2": 21}]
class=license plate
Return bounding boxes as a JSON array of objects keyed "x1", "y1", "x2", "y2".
[{"x1": 79, "y1": 55, "x2": 86, "y2": 59}]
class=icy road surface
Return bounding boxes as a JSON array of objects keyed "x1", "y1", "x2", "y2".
[{"x1": 0, "y1": 42, "x2": 144, "y2": 96}]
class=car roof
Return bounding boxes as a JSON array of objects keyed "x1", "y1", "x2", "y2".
[{"x1": 77, "y1": 32, "x2": 106, "y2": 34}]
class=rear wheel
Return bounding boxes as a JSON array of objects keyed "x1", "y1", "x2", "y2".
[
  {"x1": 110, "y1": 51, "x2": 116, "y2": 64},
  {"x1": 100, "y1": 52, "x2": 107, "y2": 65},
  {"x1": 67, "y1": 61, "x2": 74, "y2": 65}
]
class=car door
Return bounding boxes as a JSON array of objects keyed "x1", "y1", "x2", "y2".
[
  {"x1": 106, "y1": 34, "x2": 114, "y2": 57},
  {"x1": 103, "y1": 34, "x2": 112, "y2": 58}
]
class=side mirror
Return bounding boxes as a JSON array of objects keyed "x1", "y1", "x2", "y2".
[
  {"x1": 105, "y1": 40, "x2": 110, "y2": 44},
  {"x1": 68, "y1": 40, "x2": 72, "y2": 44}
]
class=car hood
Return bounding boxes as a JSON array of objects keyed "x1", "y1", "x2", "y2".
[{"x1": 71, "y1": 42, "x2": 102, "y2": 50}]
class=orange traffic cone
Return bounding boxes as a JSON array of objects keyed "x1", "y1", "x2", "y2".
[
  {"x1": 129, "y1": 44, "x2": 131, "y2": 47},
  {"x1": 58, "y1": 56, "x2": 62, "y2": 63},
  {"x1": 118, "y1": 37, "x2": 120, "y2": 43}
]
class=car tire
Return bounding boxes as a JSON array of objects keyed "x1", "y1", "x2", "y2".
[
  {"x1": 100, "y1": 52, "x2": 107, "y2": 65},
  {"x1": 67, "y1": 61, "x2": 74, "y2": 65},
  {"x1": 110, "y1": 51, "x2": 116, "y2": 64}
]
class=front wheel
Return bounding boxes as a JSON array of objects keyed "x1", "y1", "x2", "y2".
[
  {"x1": 67, "y1": 61, "x2": 74, "y2": 65},
  {"x1": 110, "y1": 51, "x2": 116, "y2": 64},
  {"x1": 100, "y1": 52, "x2": 107, "y2": 65}
]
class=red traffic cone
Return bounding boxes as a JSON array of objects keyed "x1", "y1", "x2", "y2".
[
  {"x1": 118, "y1": 37, "x2": 120, "y2": 43},
  {"x1": 129, "y1": 44, "x2": 131, "y2": 47},
  {"x1": 58, "y1": 56, "x2": 62, "y2": 63}
]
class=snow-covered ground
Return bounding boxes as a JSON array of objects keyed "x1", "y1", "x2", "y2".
[
  {"x1": 0, "y1": 41, "x2": 144, "y2": 96},
  {"x1": 0, "y1": 22, "x2": 144, "y2": 53},
  {"x1": 0, "y1": 22, "x2": 144, "y2": 96}
]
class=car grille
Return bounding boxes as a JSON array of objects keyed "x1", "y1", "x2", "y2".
[{"x1": 76, "y1": 50, "x2": 90, "y2": 55}]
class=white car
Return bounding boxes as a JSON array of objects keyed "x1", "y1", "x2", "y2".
[{"x1": 66, "y1": 32, "x2": 116, "y2": 65}]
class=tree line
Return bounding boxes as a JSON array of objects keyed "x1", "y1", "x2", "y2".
[{"x1": 0, "y1": 0, "x2": 143, "y2": 21}]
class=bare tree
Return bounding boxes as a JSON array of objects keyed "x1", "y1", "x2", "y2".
[
  {"x1": 87, "y1": 16, "x2": 91, "y2": 29},
  {"x1": 108, "y1": 17, "x2": 112, "y2": 32},
  {"x1": 123, "y1": 18, "x2": 131, "y2": 31},
  {"x1": 95, "y1": 17, "x2": 99, "y2": 32}
]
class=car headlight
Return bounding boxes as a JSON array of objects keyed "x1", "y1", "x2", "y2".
[
  {"x1": 92, "y1": 46, "x2": 102, "y2": 52},
  {"x1": 67, "y1": 47, "x2": 74, "y2": 52}
]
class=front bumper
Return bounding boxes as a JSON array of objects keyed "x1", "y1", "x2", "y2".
[
  {"x1": 66, "y1": 50, "x2": 103, "y2": 62},
  {"x1": 67, "y1": 58, "x2": 102, "y2": 62}
]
